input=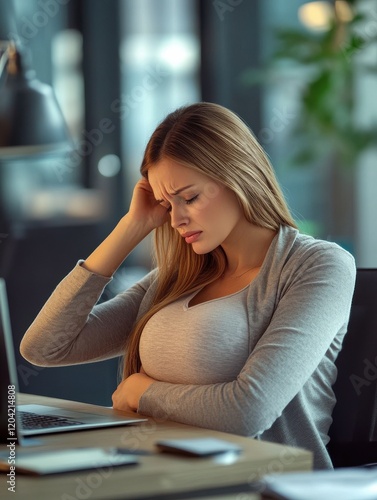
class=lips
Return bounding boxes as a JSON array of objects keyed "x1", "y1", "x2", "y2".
[{"x1": 181, "y1": 231, "x2": 202, "y2": 244}]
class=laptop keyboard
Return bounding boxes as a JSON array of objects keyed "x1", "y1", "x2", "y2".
[{"x1": 20, "y1": 411, "x2": 84, "y2": 430}]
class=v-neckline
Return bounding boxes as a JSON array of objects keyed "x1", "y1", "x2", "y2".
[{"x1": 185, "y1": 282, "x2": 251, "y2": 310}]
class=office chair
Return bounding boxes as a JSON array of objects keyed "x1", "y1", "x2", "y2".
[{"x1": 327, "y1": 268, "x2": 377, "y2": 468}]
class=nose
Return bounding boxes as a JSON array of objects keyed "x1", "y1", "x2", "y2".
[{"x1": 170, "y1": 203, "x2": 189, "y2": 229}]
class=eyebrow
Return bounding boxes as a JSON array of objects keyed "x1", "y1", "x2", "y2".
[
  {"x1": 156, "y1": 184, "x2": 195, "y2": 203},
  {"x1": 171, "y1": 184, "x2": 195, "y2": 195}
]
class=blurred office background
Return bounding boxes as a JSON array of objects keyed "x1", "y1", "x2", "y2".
[{"x1": 1, "y1": 0, "x2": 376, "y2": 405}]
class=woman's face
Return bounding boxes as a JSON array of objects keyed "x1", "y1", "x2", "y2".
[{"x1": 148, "y1": 158, "x2": 247, "y2": 254}]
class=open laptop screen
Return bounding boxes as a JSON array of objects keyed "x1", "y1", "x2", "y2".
[
  {"x1": 0, "y1": 278, "x2": 20, "y2": 445},
  {"x1": 0, "y1": 278, "x2": 146, "y2": 441}
]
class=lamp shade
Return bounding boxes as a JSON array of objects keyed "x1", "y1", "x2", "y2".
[{"x1": 0, "y1": 47, "x2": 70, "y2": 158}]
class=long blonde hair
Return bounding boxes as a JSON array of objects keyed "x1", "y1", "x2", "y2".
[{"x1": 123, "y1": 102, "x2": 297, "y2": 377}]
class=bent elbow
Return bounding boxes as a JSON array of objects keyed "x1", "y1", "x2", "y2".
[
  {"x1": 19, "y1": 337, "x2": 45, "y2": 367},
  {"x1": 226, "y1": 401, "x2": 279, "y2": 438},
  {"x1": 19, "y1": 335, "x2": 60, "y2": 367},
  {"x1": 236, "y1": 416, "x2": 266, "y2": 437}
]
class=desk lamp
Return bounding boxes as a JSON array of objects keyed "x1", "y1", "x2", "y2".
[{"x1": 0, "y1": 43, "x2": 70, "y2": 159}]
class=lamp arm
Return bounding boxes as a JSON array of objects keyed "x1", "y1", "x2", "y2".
[{"x1": 0, "y1": 47, "x2": 9, "y2": 82}]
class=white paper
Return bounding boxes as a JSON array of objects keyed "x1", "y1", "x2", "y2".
[
  {"x1": 0, "y1": 448, "x2": 137, "y2": 475},
  {"x1": 262, "y1": 468, "x2": 377, "y2": 500}
]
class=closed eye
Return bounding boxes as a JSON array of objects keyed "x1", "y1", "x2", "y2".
[
  {"x1": 159, "y1": 195, "x2": 198, "y2": 212},
  {"x1": 185, "y1": 195, "x2": 199, "y2": 205}
]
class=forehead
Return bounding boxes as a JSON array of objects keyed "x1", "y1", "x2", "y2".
[{"x1": 148, "y1": 159, "x2": 209, "y2": 196}]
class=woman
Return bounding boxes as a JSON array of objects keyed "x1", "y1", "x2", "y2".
[{"x1": 20, "y1": 102, "x2": 356, "y2": 469}]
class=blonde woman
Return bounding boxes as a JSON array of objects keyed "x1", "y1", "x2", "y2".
[{"x1": 21, "y1": 102, "x2": 356, "y2": 469}]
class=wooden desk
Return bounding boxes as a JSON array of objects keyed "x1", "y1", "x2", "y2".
[{"x1": 0, "y1": 394, "x2": 312, "y2": 499}]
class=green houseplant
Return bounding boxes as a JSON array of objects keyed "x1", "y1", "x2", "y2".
[{"x1": 245, "y1": 0, "x2": 377, "y2": 168}]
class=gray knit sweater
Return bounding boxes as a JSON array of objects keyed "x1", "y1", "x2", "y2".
[{"x1": 20, "y1": 225, "x2": 356, "y2": 469}]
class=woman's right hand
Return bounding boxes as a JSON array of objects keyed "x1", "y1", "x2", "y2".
[
  {"x1": 128, "y1": 178, "x2": 170, "y2": 232},
  {"x1": 82, "y1": 178, "x2": 170, "y2": 277}
]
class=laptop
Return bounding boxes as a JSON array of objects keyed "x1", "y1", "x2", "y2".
[{"x1": 0, "y1": 278, "x2": 146, "y2": 444}]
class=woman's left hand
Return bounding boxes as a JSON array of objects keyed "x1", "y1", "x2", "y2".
[{"x1": 112, "y1": 372, "x2": 156, "y2": 412}]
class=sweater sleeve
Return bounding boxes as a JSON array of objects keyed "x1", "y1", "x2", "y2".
[
  {"x1": 20, "y1": 262, "x2": 153, "y2": 367},
  {"x1": 138, "y1": 245, "x2": 356, "y2": 436}
]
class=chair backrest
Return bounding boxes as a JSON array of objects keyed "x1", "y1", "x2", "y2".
[{"x1": 328, "y1": 268, "x2": 377, "y2": 467}]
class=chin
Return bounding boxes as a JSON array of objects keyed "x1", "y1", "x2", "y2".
[{"x1": 191, "y1": 243, "x2": 217, "y2": 255}]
